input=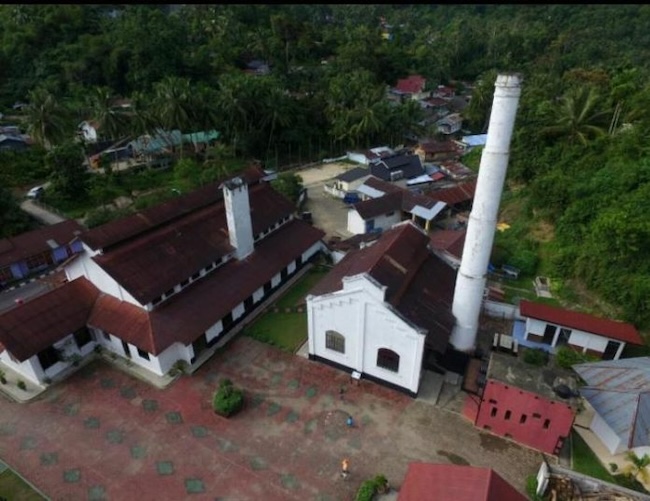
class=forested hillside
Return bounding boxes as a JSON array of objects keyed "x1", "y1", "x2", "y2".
[{"x1": 2, "y1": 5, "x2": 650, "y2": 327}]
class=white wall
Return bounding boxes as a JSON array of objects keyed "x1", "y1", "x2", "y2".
[
  {"x1": 484, "y1": 300, "x2": 517, "y2": 320},
  {"x1": 347, "y1": 209, "x2": 366, "y2": 235},
  {"x1": 591, "y1": 412, "x2": 624, "y2": 454},
  {"x1": 307, "y1": 273, "x2": 425, "y2": 394},
  {"x1": 525, "y1": 318, "x2": 625, "y2": 358},
  {"x1": 0, "y1": 351, "x2": 43, "y2": 385},
  {"x1": 65, "y1": 249, "x2": 142, "y2": 308}
]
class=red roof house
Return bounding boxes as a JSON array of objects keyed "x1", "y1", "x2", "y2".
[
  {"x1": 398, "y1": 463, "x2": 526, "y2": 501},
  {"x1": 393, "y1": 75, "x2": 427, "y2": 97},
  {"x1": 519, "y1": 300, "x2": 643, "y2": 359}
]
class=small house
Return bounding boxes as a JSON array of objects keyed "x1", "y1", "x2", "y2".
[
  {"x1": 515, "y1": 300, "x2": 644, "y2": 360},
  {"x1": 370, "y1": 152, "x2": 424, "y2": 182}
]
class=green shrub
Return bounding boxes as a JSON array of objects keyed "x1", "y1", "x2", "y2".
[
  {"x1": 525, "y1": 475, "x2": 542, "y2": 501},
  {"x1": 355, "y1": 474, "x2": 389, "y2": 501},
  {"x1": 17, "y1": 380, "x2": 26, "y2": 390},
  {"x1": 523, "y1": 348, "x2": 548, "y2": 366},
  {"x1": 213, "y1": 378, "x2": 244, "y2": 417},
  {"x1": 555, "y1": 345, "x2": 599, "y2": 369}
]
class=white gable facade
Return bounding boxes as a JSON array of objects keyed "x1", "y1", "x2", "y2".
[
  {"x1": 307, "y1": 273, "x2": 425, "y2": 395},
  {"x1": 347, "y1": 209, "x2": 401, "y2": 235}
]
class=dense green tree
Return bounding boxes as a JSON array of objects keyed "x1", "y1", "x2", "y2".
[
  {"x1": 24, "y1": 88, "x2": 71, "y2": 150},
  {"x1": 47, "y1": 141, "x2": 88, "y2": 200},
  {"x1": 0, "y1": 186, "x2": 35, "y2": 238}
]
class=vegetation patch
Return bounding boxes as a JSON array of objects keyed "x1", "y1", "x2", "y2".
[
  {"x1": 212, "y1": 378, "x2": 244, "y2": 418},
  {"x1": 0, "y1": 467, "x2": 46, "y2": 501}
]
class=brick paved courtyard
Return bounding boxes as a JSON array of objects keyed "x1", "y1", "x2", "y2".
[{"x1": 0, "y1": 337, "x2": 542, "y2": 500}]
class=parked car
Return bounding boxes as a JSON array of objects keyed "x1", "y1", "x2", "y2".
[{"x1": 26, "y1": 186, "x2": 44, "y2": 199}]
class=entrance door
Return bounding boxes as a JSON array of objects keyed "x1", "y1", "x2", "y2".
[
  {"x1": 542, "y1": 324, "x2": 556, "y2": 345},
  {"x1": 191, "y1": 335, "x2": 209, "y2": 364},
  {"x1": 603, "y1": 340, "x2": 621, "y2": 360}
]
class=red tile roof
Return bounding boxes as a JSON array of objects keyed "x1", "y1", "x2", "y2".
[
  {"x1": 394, "y1": 75, "x2": 426, "y2": 95},
  {"x1": 0, "y1": 277, "x2": 99, "y2": 361},
  {"x1": 309, "y1": 222, "x2": 456, "y2": 352},
  {"x1": 362, "y1": 176, "x2": 403, "y2": 195},
  {"x1": 0, "y1": 220, "x2": 85, "y2": 268},
  {"x1": 398, "y1": 463, "x2": 526, "y2": 501},
  {"x1": 520, "y1": 300, "x2": 643, "y2": 345}
]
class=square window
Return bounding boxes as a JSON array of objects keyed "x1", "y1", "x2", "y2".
[
  {"x1": 137, "y1": 348, "x2": 150, "y2": 360},
  {"x1": 504, "y1": 410, "x2": 511, "y2": 420},
  {"x1": 520, "y1": 414, "x2": 527, "y2": 424}
]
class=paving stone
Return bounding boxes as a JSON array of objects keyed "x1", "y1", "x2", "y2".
[
  {"x1": 267, "y1": 402, "x2": 282, "y2": 417},
  {"x1": 106, "y1": 429, "x2": 124, "y2": 444},
  {"x1": 251, "y1": 393, "x2": 265, "y2": 408},
  {"x1": 120, "y1": 386, "x2": 136, "y2": 399},
  {"x1": 165, "y1": 411, "x2": 183, "y2": 425},
  {"x1": 185, "y1": 478, "x2": 205, "y2": 494},
  {"x1": 0, "y1": 423, "x2": 15, "y2": 436},
  {"x1": 280, "y1": 473, "x2": 300, "y2": 490},
  {"x1": 287, "y1": 379, "x2": 300, "y2": 390},
  {"x1": 305, "y1": 386, "x2": 318, "y2": 398},
  {"x1": 286, "y1": 410, "x2": 300, "y2": 423},
  {"x1": 156, "y1": 461, "x2": 174, "y2": 476},
  {"x1": 84, "y1": 417, "x2": 100, "y2": 429},
  {"x1": 216, "y1": 438, "x2": 238, "y2": 453},
  {"x1": 40, "y1": 452, "x2": 58, "y2": 466},
  {"x1": 63, "y1": 468, "x2": 81, "y2": 483},
  {"x1": 142, "y1": 399, "x2": 159, "y2": 412},
  {"x1": 191, "y1": 426, "x2": 207, "y2": 438},
  {"x1": 88, "y1": 485, "x2": 106, "y2": 500},
  {"x1": 20, "y1": 436, "x2": 37, "y2": 450},
  {"x1": 130, "y1": 445, "x2": 146, "y2": 459},
  {"x1": 100, "y1": 378, "x2": 115, "y2": 389},
  {"x1": 249, "y1": 456, "x2": 268, "y2": 471},
  {"x1": 64, "y1": 403, "x2": 80, "y2": 416}
]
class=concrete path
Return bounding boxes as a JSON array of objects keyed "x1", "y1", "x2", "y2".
[
  {"x1": 0, "y1": 336, "x2": 544, "y2": 500},
  {"x1": 20, "y1": 199, "x2": 67, "y2": 225}
]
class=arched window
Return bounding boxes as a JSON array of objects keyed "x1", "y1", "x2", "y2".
[
  {"x1": 325, "y1": 330, "x2": 345, "y2": 353},
  {"x1": 377, "y1": 348, "x2": 400, "y2": 372}
]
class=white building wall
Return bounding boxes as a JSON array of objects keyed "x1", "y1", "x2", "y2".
[
  {"x1": 302, "y1": 241, "x2": 323, "y2": 262},
  {"x1": 206, "y1": 321, "x2": 224, "y2": 342},
  {"x1": 373, "y1": 212, "x2": 402, "y2": 233},
  {"x1": 591, "y1": 412, "x2": 624, "y2": 454},
  {"x1": 0, "y1": 352, "x2": 43, "y2": 385},
  {"x1": 65, "y1": 250, "x2": 142, "y2": 307},
  {"x1": 307, "y1": 274, "x2": 424, "y2": 394},
  {"x1": 348, "y1": 210, "x2": 366, "y2": 235},
  {"x1": 287, "y1": 261, "x2": 297, "y2": 275},
  {"x1": 129, "y1": 342, "x2": 190, "y2": 376}
]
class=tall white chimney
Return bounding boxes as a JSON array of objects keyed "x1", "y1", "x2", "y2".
[
  {"x1": 222, "y1": 177, "x2": 254, "y2": 260},
  {"x1": 450, "y1": 73, "x2": 523, "y2": 352}
]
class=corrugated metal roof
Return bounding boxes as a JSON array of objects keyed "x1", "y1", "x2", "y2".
[{"x1": 574, "y1": 358, "x2": 650, "y2": 449}]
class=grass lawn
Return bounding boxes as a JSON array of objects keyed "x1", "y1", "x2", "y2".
[
  {"x1": 0, "y1": 467, "x2": 46, "y2": 501},
  {"x1": 571, "y1": 431, "x2": 648, "y2": 493},
  {"x1": 244, "y1": 267, "x2": 329, "y2": 352}
]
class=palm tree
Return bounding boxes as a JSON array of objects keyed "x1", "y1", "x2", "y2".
[
  {"x1": 153, "y1": 76, "x2": 194, "y2": 158},
  {"x1": 86, "y1": 86, "x2": 129, "y2": 141},
  {"x1": 623, "y1": 451, "x2": 650, "y2": 485},
  {"x1": 24, "y1": 88, "x2": 70, "y2": 150},
  {"x1": 542, "y1": 87, "x2": 610, "y2": 146}
]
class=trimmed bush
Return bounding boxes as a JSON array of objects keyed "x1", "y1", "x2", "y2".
[
  {"x1": 523, "y1": 348, "x2": 548, "y2": 366},
  {"x1": 355, "y1": 474, "x2": 389, "y2": 501},
  {"x1": 213, "y1": 378, "x2": 244, "y2": 417},
  {"x1": 555, "y1": 345, "x2": 599, "y2": 369}
]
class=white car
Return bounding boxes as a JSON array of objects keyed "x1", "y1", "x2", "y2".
[{"x1": 26, "y1": 186, "x2": 44, "y2": 199}]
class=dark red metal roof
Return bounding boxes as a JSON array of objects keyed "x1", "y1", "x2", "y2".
[
  {"x1": 0, "y1": 277, "x2": 99, "y2": 361},
  {"x1": 309, "y1": 222, "x2": 456, "y2": 352},
  {"x1": 398, "y1": 463, "x2": 526, "y2": 501},
  {"x1": 394, "y1": 75, "x2": 426, "y2": 94},
  {"x1": 520, "y1": 300, "x2": 643, "y2": 345},
  {"x1": 353, "y1": 191, "x2": 402, "y2": 219},
  {"x1": 91, "y1": 181, "x2": 295, "y2": 305},
  {"x1": 81, "y1": 163, "x2": 266, "y2": 251},
  {"x1": 0, "y1": 220, "x2": 85, "y2": 268},
  {"x1": 429, "y1": 229, "x2": 466, "y2": 259},
  {"x1": 427, "y1": 180, "x2": 477, "y2": 205},
  {"x1": 88, "y1": 219, "x2": 324, "y2": 355},
  {"x1": 361, "y1": 176, "x2": 403, "y2": 195}
]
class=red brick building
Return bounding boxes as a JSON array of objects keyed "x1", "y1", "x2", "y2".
[{"x1": 464, "y1": 351, "x2": 577, "y2": 455}]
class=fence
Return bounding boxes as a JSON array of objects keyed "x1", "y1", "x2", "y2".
[{"x1": 483, "y1": 300, "x2": 518, "y2": 320}]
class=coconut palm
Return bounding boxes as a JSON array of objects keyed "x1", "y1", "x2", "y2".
[
  {"x1": 542, "y1": 86, "x2": 610, "y2": 146},
  {"x1": 86, "y1": 86, "x2": 129, "y2": 141},
  {"x1": 153, "y1": 76, "x2": 194, "y2": 158},
  {"x1": 623, "y1": 451, "x2": 650, "y2": 485},
  {"x1": 24, "y1": 88, "x2": 70, "y2": 150}
]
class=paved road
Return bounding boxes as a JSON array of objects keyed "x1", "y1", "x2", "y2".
[{"x1": 20, "y1": 199, "x2": 67, "y2": 225}]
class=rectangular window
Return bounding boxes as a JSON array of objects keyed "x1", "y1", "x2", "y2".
[
  {"x1": 488, "y1": 399, "x2": 497, "y2": 405},
  {"x1": 533, "y1": 413, "x2": 542, "y2": 419},
  {"x1": 543, "y1": 419, "x2": 550, "y2": 429},
  {"x1": 191, "y1": 272, "x2": 200, "y2": 280},
  {"x1": 152, "y1": 296, "x2": 162, "y2": 305},
  {"x1": 376, "y1": 348, "x2": 400, "y2": 372},
  {"x1": 490, "y1": 407, "x2": 497, "y2": 418},
  {"x1": 504, "y1": 410, "x2": 511, "y2": 420},
  {"x1": 73, "y1": 328, "x2": 92, "y2": 349},
  {"x1": 542, "y1": 324, "x2": 556, "y2": 345},
  {"x1": 164, "y1": 288, "x2": 174, "y2": 297},
  {"x1": 137, "y1": 348, "x2": 150, "y2": 360},
  {"x1": 37, "y1": 346, "x2": 61, "y2": 370},
  {"x1": 180, "y1": 279, "x2": 189, "y2": 288},
  {"x1": 520, "y1": 414, "x2": 527, "y2": 424}
]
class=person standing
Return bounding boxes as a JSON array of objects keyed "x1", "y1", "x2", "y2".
[{"x1": 341, "y1": 458, "x2": 350, "y2": 479}]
